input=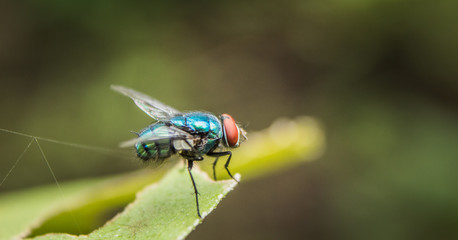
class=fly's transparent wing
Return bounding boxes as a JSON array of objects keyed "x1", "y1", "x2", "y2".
[
  {"x1": 111, "y1": 85, "x2": 182, "y2": 121},
  {"x1": 119, "y1": 125, "x2": 196, "y2": 151}
]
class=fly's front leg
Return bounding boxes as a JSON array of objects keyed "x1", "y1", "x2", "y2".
[
  {"x1": 187, "y1": 160, "x2": 202, "y2": 218},
  {"x1": 223, "y1": 152, "x2": 238, "y2": 182},
  {"x1": 207, "y1": 151, "x2": 238, "y2": 183}
]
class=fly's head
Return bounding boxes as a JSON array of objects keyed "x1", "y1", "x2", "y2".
[{"x1": 221, "y1": 113, "x2": 247, "y2": 148}]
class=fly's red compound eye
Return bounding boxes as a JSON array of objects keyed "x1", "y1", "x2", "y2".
[{"x1": 221, "y1": 113, "x2": 239, "y2": 147}]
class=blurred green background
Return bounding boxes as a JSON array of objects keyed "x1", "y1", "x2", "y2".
[{"x1": 1, "y1": 1, "x2": 457, "y2": 239}]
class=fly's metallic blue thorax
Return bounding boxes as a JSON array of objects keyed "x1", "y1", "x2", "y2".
[
  {"x1": 170, "y1": 112, "x2": 222, "y2": 138},
  {"x1": 170, "y1": 112, "x2": 223, "y2": 154},
  {"x1": 135, "y1": 112, "x2": 223, "y2": 161}
]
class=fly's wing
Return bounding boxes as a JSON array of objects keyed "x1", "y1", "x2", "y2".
[
  {"x1": 111, "y1": 85, "x2": 182, "y2": 121},
  {"x1": 119, "y1": 125, "x2": 197, "y2": 151}
]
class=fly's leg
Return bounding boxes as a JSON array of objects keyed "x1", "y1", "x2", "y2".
[
  {"x1": 223, "y1": 152, "x2": 237, "y2": 183},
  {"x1": 212, "y1": 157, "x2": 219, "y2": 181},
  {"x1": 207, "y1": 151, "x2": 238, "y2": 183},
  {"x1": 187, "y1": 160, "x2": 202, "y2": 218},
  {"x1": 179, "y1": 138, "x2": 203, "y2": 160}
]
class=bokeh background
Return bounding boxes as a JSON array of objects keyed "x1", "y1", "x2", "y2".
[{"x1": 1, "y1": 1, "x2": 457, "y2": 239}]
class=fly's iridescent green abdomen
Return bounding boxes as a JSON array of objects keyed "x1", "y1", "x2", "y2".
[{"x1": 135, "y1": 123, "x2": 175, "y2": 160}]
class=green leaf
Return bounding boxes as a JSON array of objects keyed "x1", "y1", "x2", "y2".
[
  {"x1": 0, "y1": 179, "x2": 101, "y2": 240},
  {"x1": 33, "y1": 164, "x2": 238, "y2": 240},
  {"x1": 0, "y1": 116, "x2": 324, "y2": 240},
  {"x1": 1, "y1": 166, "x2": 238, "y2": 240}
]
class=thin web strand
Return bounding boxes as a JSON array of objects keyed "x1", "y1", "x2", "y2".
[
  {"x1": 0, "y1": 137, "x2": 34, "y2": 188},
  {"x1": 0, "y1": 128, "x2": 132, "y2": 234},
  {"x1": 35, "y1": 138, "x2": 82, "y2": 234},
  {"x1": 0, "y1": 128, "x2": 132, "y2": 160},
  {"x1": 34, "y1": 138, "x2": 64, "y2": 195}
]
